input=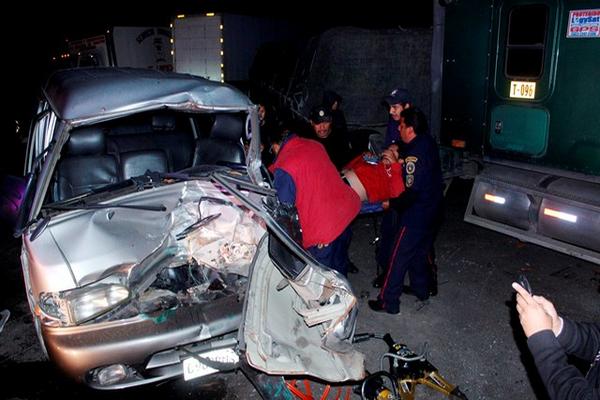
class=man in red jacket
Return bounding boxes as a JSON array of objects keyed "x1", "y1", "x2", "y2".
[{"x1": 269, "y1": 131, "x2": 361, "y2": 276}]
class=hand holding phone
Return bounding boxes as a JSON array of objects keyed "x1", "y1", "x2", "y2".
[{"x1": 516, "y1": 274, "x2": 533, "y2": 295}]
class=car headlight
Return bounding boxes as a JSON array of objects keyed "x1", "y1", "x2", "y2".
[{"x1": 40, "y1": 283, "x2": 130, "y2": 326}]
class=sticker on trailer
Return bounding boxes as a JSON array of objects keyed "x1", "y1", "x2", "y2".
[{"x1": 567, "y1": 9, "x2": 600, "y2": 38}]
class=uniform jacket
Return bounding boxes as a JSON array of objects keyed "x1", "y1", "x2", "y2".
[{"x1": 389, "y1": 133, "x2": 443, "y2": 229}]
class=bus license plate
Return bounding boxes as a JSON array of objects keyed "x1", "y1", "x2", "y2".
[
  {"x1": 182, "y1": 348, "x2": 239, "y2": 381},
  {"x1": 509, "y1": 81, "x2": 536, "y2": 99}
]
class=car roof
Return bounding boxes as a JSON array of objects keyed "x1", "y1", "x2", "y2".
[{"x1": 44, "y1": 68, "x2": 254, "y2": 124}]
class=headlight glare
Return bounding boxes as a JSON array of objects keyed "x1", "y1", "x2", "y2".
[
  {"x1": 65, "y1": 284, "x2": 129, "y2": 324},
  {"x1": 40, "y1": 283, "x2": 130, "y2": 326}
]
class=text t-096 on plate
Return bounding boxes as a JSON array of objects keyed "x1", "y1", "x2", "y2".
[{"x1": 510, "y1": 81, "x2": 536, "y2": 99}]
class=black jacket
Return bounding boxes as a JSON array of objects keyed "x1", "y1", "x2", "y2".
[
  {"x1": 313, "y1": 128, "x2": 352, "y2": 171},
  {"x1": 528, "y1": 318, "x2": 600, "y2": 399}
]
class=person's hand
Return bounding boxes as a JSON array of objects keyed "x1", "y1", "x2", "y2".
[
  {"x1": 512, "y1": 282, "x2": 563, "y2": 336},
  {"x1": 533, "y1": 294, "x2": 563, "y2": 336},
  {"x1": 381, "y1": 148, "x2": 399, "y2": 165},
  {"x1": 512, "y1": 282, "x2": 554, "y2": 338}
]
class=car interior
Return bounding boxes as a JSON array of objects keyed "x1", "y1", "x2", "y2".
[{"x1": 51, "y1": 111, "x2": 247, "y2": 202}]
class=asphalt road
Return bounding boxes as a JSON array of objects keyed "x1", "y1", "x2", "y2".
[{"x1": 1, "y1": 178, "x2": 598, "y2": 399}]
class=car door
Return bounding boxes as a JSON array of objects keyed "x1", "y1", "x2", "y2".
[{"x1": 212, "y1": 173, "x2": 366, "y2": 382}]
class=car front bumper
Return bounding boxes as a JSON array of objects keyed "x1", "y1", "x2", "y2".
[{"x1": 41, "y1": 294, "x2": 243, "y2": 389}]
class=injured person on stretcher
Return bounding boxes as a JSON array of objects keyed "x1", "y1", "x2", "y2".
[{"x1": 341, "y1": 149, "x2": 405, "y2": 205}]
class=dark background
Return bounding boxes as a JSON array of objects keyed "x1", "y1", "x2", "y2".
[{"x1": 4, "y1": 1, "x2": 433, "y2": 176}]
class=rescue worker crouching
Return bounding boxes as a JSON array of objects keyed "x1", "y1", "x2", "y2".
[{"x1": 268, "y1": 129, "x2": 361, "y2": 277}]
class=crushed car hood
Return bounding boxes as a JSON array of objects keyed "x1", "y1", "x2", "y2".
[{"x1": 25, "y1": 180, "x2": 264, "y2": 291}]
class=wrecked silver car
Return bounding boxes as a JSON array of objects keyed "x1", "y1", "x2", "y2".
[{"x1": 16, "y1": 68, "x2": 365, "y2": 390}]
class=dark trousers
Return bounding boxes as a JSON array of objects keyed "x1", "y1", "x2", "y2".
[
  {"x1": 308, "y1": 226, "x2": 353, "y2": 277},
  {"x1": 376, "y1": 206, "x2": 443, "y2": 291},
  {"x1": 376, "y1": 209, "x2": 400, "y2": 269},
  {"x1": 378, "y1": 226, "x2": 434, "y2": 313}
]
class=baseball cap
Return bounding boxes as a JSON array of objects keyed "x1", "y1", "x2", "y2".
[
  {"x1": 309, "y1": 105, "x2": 333, "y2": 123},
  {"x1": 383, "y1": 87, "x2": 411, "y2": 105}
]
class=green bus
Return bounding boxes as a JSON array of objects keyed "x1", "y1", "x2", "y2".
[{"x1": 440, "y1": 0, "x2": 600, "y2": 263}]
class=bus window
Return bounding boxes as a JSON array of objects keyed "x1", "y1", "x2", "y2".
[{"x1": 505, "y1": 4, "x2": 548, "y2": 78}]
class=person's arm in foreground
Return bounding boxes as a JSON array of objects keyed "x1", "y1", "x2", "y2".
[{"x1": 513, "y1": 282, "x2": 599, "y2": 400}]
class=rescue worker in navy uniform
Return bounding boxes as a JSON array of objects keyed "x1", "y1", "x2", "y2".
[
  {"x1": 369, "y1": 107, "x2": 443, "y2": 314},
  {"x1": 373, "y1": 88, "x2": 413, "y2": 287},
  {"x1": 308, "y1": 105, "x2": 353, "y2": 171},
  {"x1": 383, "y1": 87, "x2": 412, "y2": 148},
  {"x1": 268, "y1": 130, "x2": 361, "y2": 277}
]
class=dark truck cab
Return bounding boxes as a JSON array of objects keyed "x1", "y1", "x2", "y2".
[{"x1": 441, "y1": 0, "x2": 600, "y2": 263}]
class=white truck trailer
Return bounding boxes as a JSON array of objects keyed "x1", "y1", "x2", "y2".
[
  {"x1": 68, "y1": 26, "x2": 173, "y2": 70},
  {"x1": 172, "y1": 13, "x2": 299, "y2": 83}
]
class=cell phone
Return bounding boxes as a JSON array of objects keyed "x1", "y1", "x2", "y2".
[{"x1": 517, "y1": 274, "x2": 533, "y2": 295}]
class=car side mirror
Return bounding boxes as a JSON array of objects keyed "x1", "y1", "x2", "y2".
[
  {"x1": 9, "y1": 173, "x2": 35, "y2": 237},
  {"x1": 0, "y1": 174, "x2": 27, "y2": 232}
]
